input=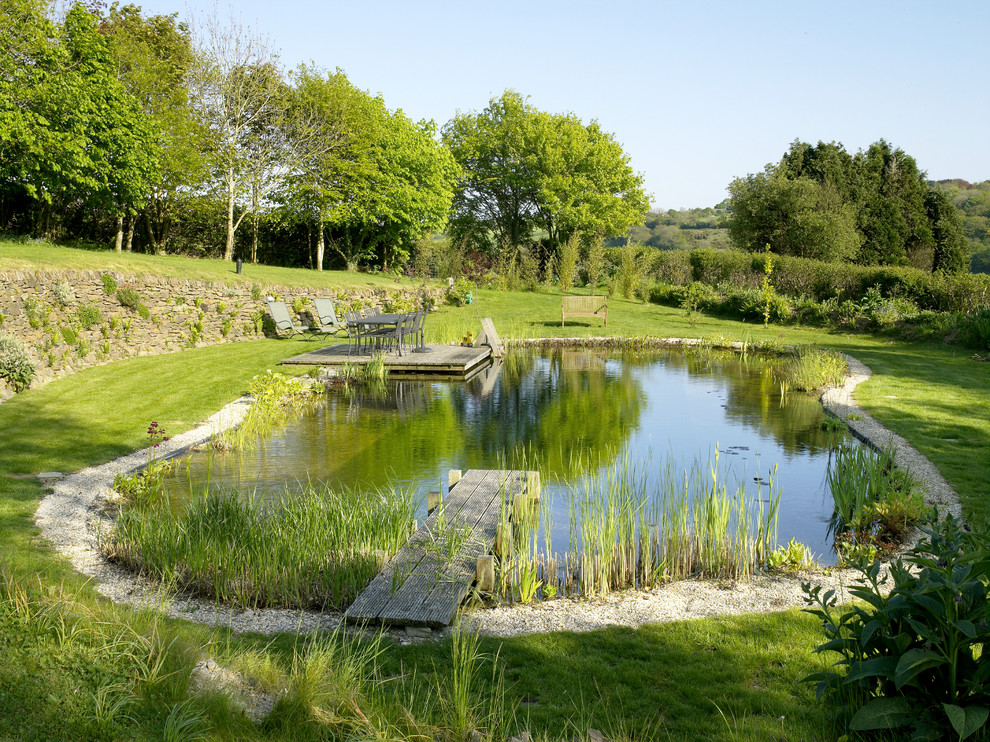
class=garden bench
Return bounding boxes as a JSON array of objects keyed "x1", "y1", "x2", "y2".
[{"x1": 562, "y1": 295, "x2": 607, "y2": 327}]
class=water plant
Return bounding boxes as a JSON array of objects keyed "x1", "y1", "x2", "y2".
[
  {"x1": 826, "y1": 443, "x2": 925, "y2": 556},
  {"x1": 103, "y1": 483, "x2": 416, "y2": 610},
  {"x1": 211, "y1": 370, "x2": 316, "y2": 452},
  {"x1": 777, "y1": 344, "x2": 847, "y2": 392}
]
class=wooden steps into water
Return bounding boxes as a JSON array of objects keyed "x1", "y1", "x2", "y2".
[
  {"x1": 346, "y1": 469, "x2": 539, "y2": 628},
  {"x1": 279, "y1": 342, "x2": 492, "y2": 380}
]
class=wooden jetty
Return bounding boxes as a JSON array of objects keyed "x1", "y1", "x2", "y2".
[
  {"x1": 280, "y1": 342, "x2": 492, "y2": 380},
  {"x1": 346, "y1": 469, "x2": 540, "y2": 628}
]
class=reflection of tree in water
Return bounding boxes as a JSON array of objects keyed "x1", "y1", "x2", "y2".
[
  {"x1": 449, "y1": 349, "x2": 644, "y2": 477},
  {"x1": 675, "y1": 351, "x2": 838, "y2": 454}
]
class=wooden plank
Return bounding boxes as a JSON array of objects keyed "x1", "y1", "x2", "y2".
[
  {"x1": 475, "y1": 317, "x2": 504, "y2": 357},
  {"x1": 346, "y1": 468, "x2": 531, "y2": 628},
  {"x1": 377, "y1": 470, "x2": 507, "y2": 626},
  {"x1": 346, "y1": 469, "x2": 492, "y2": 624}
]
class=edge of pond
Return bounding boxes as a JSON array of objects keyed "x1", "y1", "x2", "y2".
[{"x1": 33, "y1": 340, "x2": 961, "y2": 639}]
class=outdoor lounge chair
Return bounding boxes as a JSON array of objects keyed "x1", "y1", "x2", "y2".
[
  {"x1": 266, "y1": 300, "x2": 311, "y2": 339},
  {"x1": 312, "y1": 298, "x2": 347, "y2": 337}
]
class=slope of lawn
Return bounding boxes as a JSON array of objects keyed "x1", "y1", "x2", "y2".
[
  {"x1": 0, "y1": 239, "x2": 415, "y2": 290},
  {"x1": 2, "y1": 249, "x2": 988, "y2": 740}
]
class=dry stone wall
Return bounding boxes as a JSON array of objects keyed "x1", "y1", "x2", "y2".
[{"x1": 0, "y1": 267, "x2": 443, "y2": 397}]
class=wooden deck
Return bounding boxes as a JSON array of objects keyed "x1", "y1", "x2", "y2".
[
  {"x1": 346, "y1": 469, "x2": 538, "y2": 628},
  {"x1": 280, "y1": 342, "x2": 492, "y2": 380}
]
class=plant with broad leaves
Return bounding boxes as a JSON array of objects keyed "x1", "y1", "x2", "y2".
[{"x1": 802, "y1": 513, "x2": 990, "y2": 741}]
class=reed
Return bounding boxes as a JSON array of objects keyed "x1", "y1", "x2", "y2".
[
  {"x1": 776, "y1": 345, "x2": 848, "y2": 392},
  {"x1": 102, "y1": 482, "x2": 416, "y2": 610},
  {"x1": 211, "y1": 370, "x2": 317, "y2": 452},
  {"x1": 495, "y1": 448, "x2": 782, "y2": 603},
  {"x1": 827, "y1": 443, "x2": 925, "y2": 555}
]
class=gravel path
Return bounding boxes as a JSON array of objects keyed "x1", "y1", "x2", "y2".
[{"x1": 33, "y1": 349, "x2": 960, "y2": 639}]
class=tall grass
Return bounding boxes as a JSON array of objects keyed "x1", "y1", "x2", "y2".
[
  {"x1": 496, "y1": 449, "x2": 781, "y2": 602},
  {"x1": 211, "y1": 370, "x2": 318, "y2": 452},
  {"x1": 102, "y1": 483, "x2": 416, "y2": 610},
  {"x1": 827, "y1": 443, "x2": 925, "y2": 555},
  {"x1": 776, "y1": 345, "x2": 848, "y2": 393}
]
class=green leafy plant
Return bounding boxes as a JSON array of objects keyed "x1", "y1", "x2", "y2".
[
  {"x1": 250, "y1": 283, "x2": 263, "y2": 301},
  {"x1": 101, "y1": 273, "x2": 119, "y2": 295},
  {"x1": 115, "y1": 286, "x2": 149, "y2": 318},
  {"x1": 60, "y1": 326, "x2": 77, "y2": 345},
  {"x1": 51, "y1": 278, "x2": 76, "y2": 307},
  {"x1": 765, "y1": 538, "x2": 815, "y2": 573},
  {"x1": 803, "y1": 514, "x2": 990, "y2": 741},
  {"x1": 446, "y1": 277, "x2": 475, "y2": 306},
  {"x1": 0, "y1": 335, "x2": 35, "y2": 391},
  {"x1": 75, "y1": 302, "x2": 102, "y2": 329}
]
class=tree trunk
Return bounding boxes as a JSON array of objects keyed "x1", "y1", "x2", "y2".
[
  {"x1": 225, "y1": 170, "x2": 236, "y2": 261},
  {"x1": 316, "y1": 211, "x2": 325, "y2": 271},
  {"x1": 144, "y1": 211, "x2": 159, "y2": 254},
  {"x1": 250, "y1": 181, "x2": 259, "y2": 263},
  {"x1": 125, "y1": 216, "x2": 135, "y2": 252},
  {"x1": 114, "y1": 215, "x2": 124, "y2": 253}
]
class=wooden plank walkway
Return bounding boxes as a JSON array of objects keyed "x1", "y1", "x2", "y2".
[
  {"x1": 280, "y1": 342, "x2": 492, "y2": 380},
  {"x1": 346, "y1": 469, "x2": 538, "y2": 628}
]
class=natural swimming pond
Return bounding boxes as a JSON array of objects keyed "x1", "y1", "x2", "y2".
[{"x1": 165, "y1": 348, "x2": 848, "y2": 564}]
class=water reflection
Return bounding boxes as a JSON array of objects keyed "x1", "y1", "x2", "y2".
[{"x1": 165, "y1": 348, "x2": 844, "y2": 561}]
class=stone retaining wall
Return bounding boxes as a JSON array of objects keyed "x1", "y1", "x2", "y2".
[{"x1": 0, "y1": 267, "x2": 443, "y2": 397}]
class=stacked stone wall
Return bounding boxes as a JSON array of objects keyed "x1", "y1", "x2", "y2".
[{"x1": 0, "y1": 267, "x2": 443, "y2": 396}]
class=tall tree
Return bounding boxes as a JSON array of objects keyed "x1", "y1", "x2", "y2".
[
  {"x1": 727, "y1": 138, "x2": 968, "y2": 273},
  {"x1": 104, "y1": 2, "x2": 205, "y2": 254},
  {"x1": 442, "y1": 90, "x2": 648, "y2": 259}
]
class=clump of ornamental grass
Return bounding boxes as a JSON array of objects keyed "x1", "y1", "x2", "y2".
[
  {"x1": 777, "y1": 345, "x2": 848, "y2": 393},
  {"x1": 102, "y1": 483, "x2": 416, "y2": 610},
  {"x1": 494, "y1": 448, "x2": 781, "y2": 603},
  {"x1": 827, "y1": 442, "x2": 926, "y2": 561}
]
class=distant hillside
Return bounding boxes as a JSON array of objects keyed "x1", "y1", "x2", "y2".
[
  {"x1": 931, "y1": 179, "x2": 990, "y2": 274},
  {"x1": 612, "y1": 203, "x2": 731, "y2": 251},
  {"x1": 622, "y1": 186, "x2": 989, "y2": 275}
]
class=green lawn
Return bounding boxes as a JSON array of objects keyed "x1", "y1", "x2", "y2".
[
  {"x1": 0, "y1": 239, "x2": 417, "y2": 291},
  {"x1": 2, "y1": 248, "x2": 988, "y2": 740}
]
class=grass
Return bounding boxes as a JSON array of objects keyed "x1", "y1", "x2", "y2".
[
  {"x1": 0, "y1": 239, "x2": 417, "y2": 291},
  {"x1": 2, "y1": 245, "x2": 989, "y2": 740}
]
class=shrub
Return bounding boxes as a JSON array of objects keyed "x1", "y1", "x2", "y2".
[
  {"x1": 115, "y1": 286, "x2": 149, "y2": 318},
  {"x1": 957, "y1": 309, "x2": 990, "y2": 352},
  {"x1": 75, "y1": 302, "x2": 102, "y2": 329},
  {"x1": 100, "y1": 273, "x2": 118, "y2": 295},
  {"x1": 804, "y1": 514, "x2": 990, "y2": 741},
  {"x1": 51, "y1": 278, "x2": 76, "y2": 307},
  {"x1": 446, "y1": 277, "x2": 475, "y2": 306},
  {"x1": 60, "y1": 326, "x2": 77, "y2": 345},
  {"x1": 0, "y1": 335, "x2": 35, "y2": 391}
]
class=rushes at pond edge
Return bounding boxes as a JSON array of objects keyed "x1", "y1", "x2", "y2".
[
  {"x1": 495, "y1": 448, "x2": 782, "y2": 603},
  {"x1": 101, "y1": 482, "x2": 417, "y2": 610}
]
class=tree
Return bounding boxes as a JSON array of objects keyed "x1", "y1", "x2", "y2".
[
  {"x1": 103, "y1": 3, "x2": 206, "y2": 254},
  {"x1": 281, "y1": 67, "x2": 458, "y2": 271},
  {"x1": 0, "y1": 3, "x2": 156, "y2": 239},
  {"x1": 442, "y1": 90, "x2": 648, "y2": 260},
  {"x1": 727, "y1": 138, "x2": 968, "y2": 273},
  {"x1": 188, "y1": 11, "x2": 330, "y2": 261}
]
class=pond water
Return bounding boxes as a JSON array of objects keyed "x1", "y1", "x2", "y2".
[{"x1": 165, "y1": 348, "x2": 847, "y2": 563}]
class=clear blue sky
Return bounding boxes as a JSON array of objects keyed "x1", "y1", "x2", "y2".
[{"x1": 136, "y1": 0, "x2": 989, "y2": 209}]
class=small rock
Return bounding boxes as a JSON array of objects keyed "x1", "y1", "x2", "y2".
[
  {"x1": 405, "y1": 625, "x2": 432, "y2": 638},
  {"x1": 509, "y1": 733, "x2": 531, "y2": 742},
  {"x1": 587, "y1": 729, "x2": 609, "y2": 742},
  {"x1": 37, "y1": 472, "x2": 63, "y2": 481}
]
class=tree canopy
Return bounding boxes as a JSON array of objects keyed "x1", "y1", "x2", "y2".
[
  {"x1": 442, "y1": 90, "x2": 649, "y2": 258},
  {"x1": 727, "y1": 139, "x2": 970, "y2": 273}
]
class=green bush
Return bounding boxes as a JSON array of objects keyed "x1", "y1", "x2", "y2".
[
  {"x1": 804, "y1": 514, "x2": 990, "y2": 741},
  {"x1": 957, "y1": 309, "x2": 990, "y2": 352},
  {"x1": 115, "y1": 286, "x2": 149, "y2": 318},
  {"x1": 446, "y1": 277, "x2": 475, "y2": 306},
  {"x1": 100, "y1": 273, "x2": 118, "y2": 295},
  {"x1": 75, "y1": 302, "x2": 102, "y2": 329},
  {"x1": 0, "y1": 335, "x2": 35, "y2": 391}
]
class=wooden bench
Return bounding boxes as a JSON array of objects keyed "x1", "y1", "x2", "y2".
[{"x1": 562, "y1": 295, "x2": 607, "y2": 327}]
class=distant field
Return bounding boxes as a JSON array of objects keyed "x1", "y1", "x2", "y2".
[{"x1": 0, "y1": 240, "x2": 420, "y2": 291}]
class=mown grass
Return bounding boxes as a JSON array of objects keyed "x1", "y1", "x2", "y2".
[
  {"x1": 0, "y1": 239, "x2": 414, "y2": 290},
  {"x1": 2, "y1": 248, "x2": 988, "y2": 740}
]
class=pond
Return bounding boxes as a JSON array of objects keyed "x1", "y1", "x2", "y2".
[{"x1": 165, "y1": 347, "x2": 847, "y2": 564}]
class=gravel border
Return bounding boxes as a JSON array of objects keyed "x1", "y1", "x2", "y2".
[{"x1": 33, "y1": 346, "x2": 961, "y2": 638}]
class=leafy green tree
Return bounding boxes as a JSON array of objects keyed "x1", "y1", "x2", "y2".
[
  {"x1": 442, "y1": 90, "x2": 648, "y2": 260},
  {"x1": 1, "y1": 3, "x2": 157, "y2": 239},
  {"x1": 728, "y1": 139, "x2": 968, "y2": 273},
  {"x1": 104, "y1": 3, "x2": 204, "y2": 253},
  {"x1": 728, "y1": 171, "x2": 861, "y2": 261}
]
